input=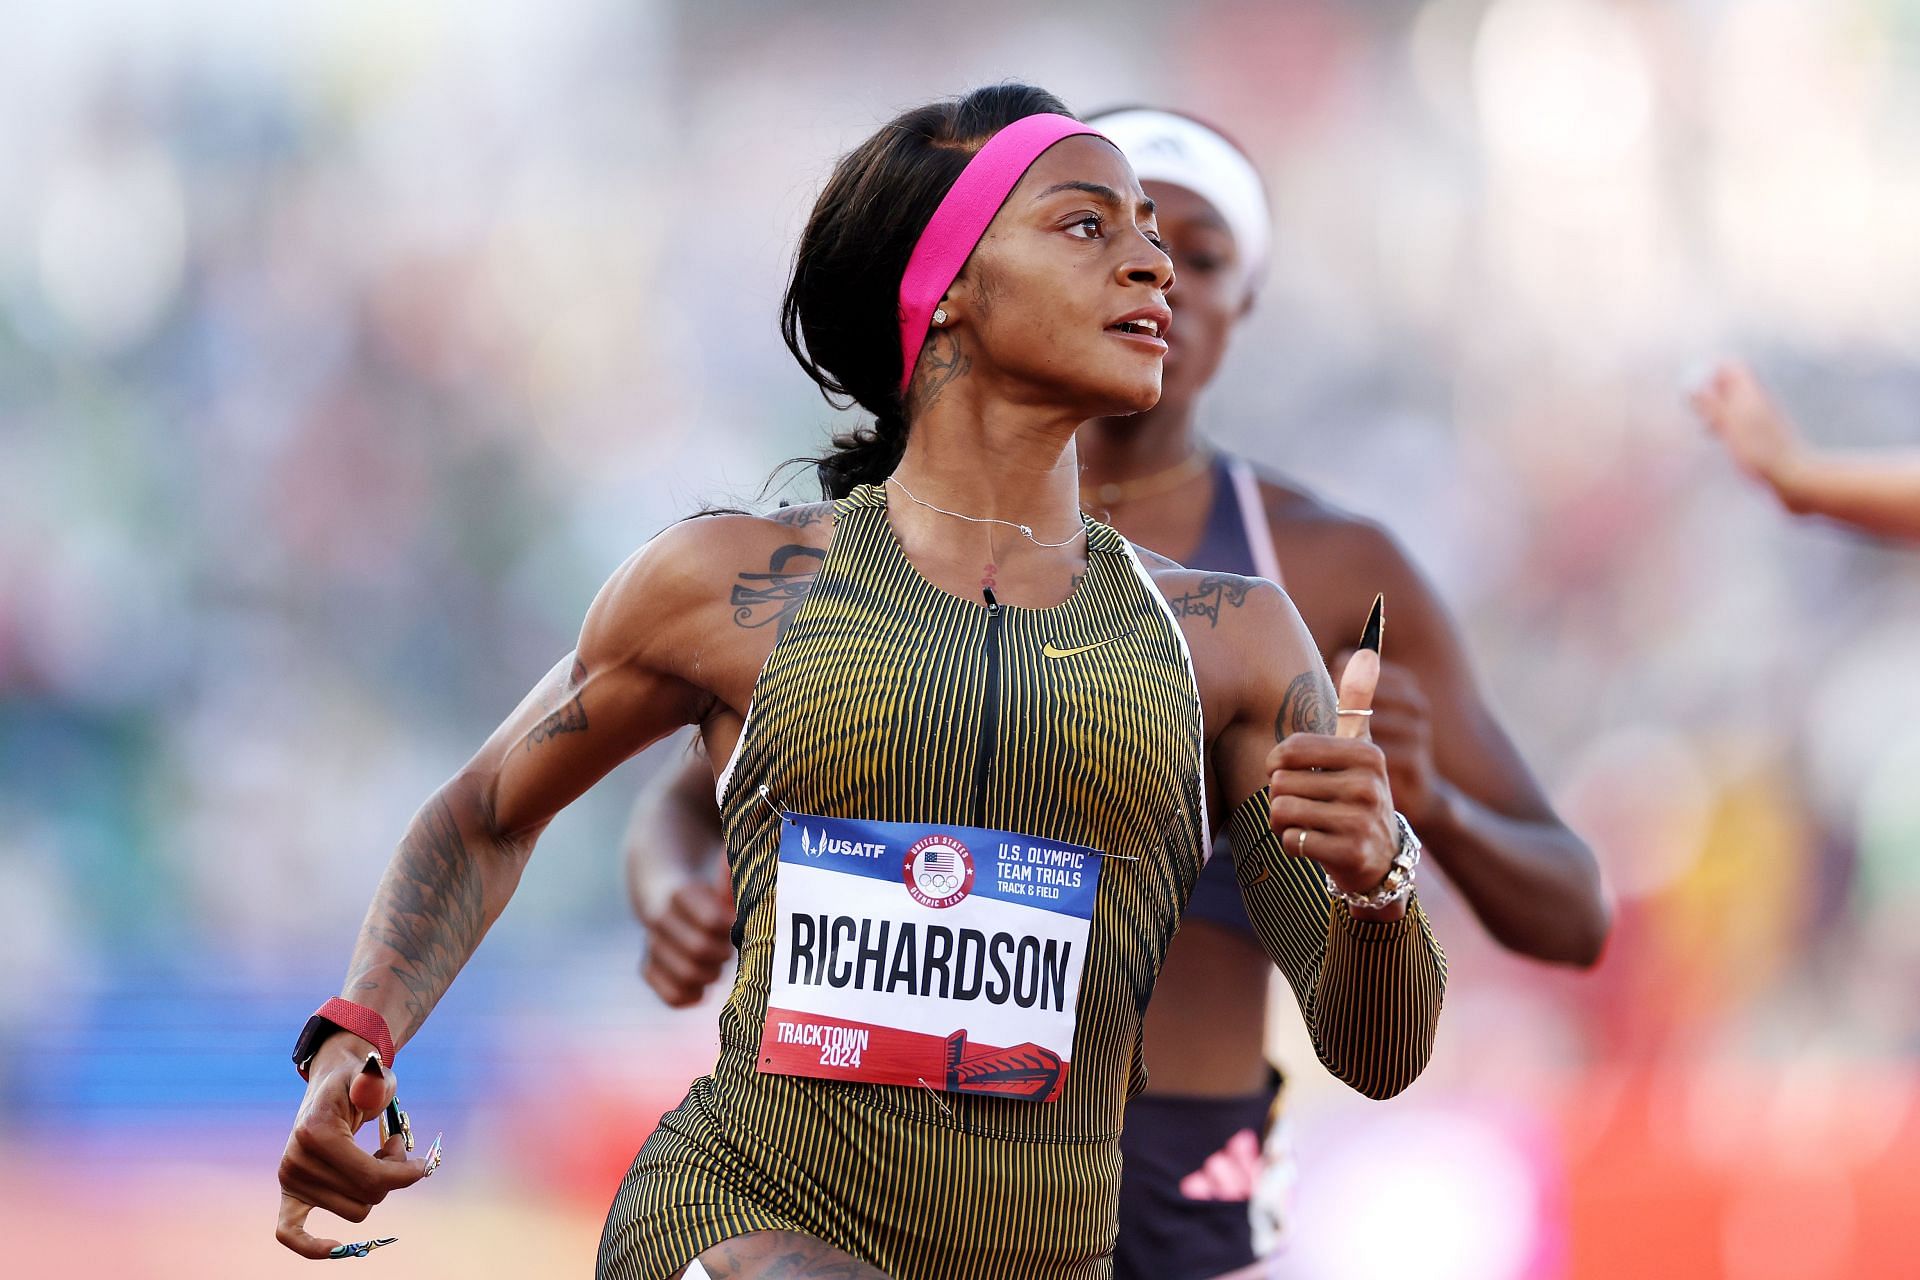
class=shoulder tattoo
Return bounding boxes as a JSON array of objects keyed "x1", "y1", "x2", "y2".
[
  {"x1": 1167, "y1": 574, "x2": 1254, "y2": 627},
  {"x1": 770, "y1": 503, "x2": 832, "y2": 530},
  {"x1": 731, "y1": 544, "x2": 827, "y2": 634}
]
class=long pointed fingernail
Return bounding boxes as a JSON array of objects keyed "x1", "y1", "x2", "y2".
[
  {"x1": 380, "y1": 1097, "x2": 413, "y2": 1150},
  {"x1": 423, "y1": 1131, "x2": 444, "y2": 1177},
  {"x1": 1358, "y1": 594, "x2": 1385, "y2": 654},
  {"x1": 328, "y1": 1237, "x2": 398, "y2": 1259},
  {"x1": 360, "y1": 1051, "x2": 383, "y2": 1077}
]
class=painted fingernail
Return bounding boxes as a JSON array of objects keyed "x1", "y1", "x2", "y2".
[
  {"x1": 422, "y1": 1131, "x2": 444, "y2": 1177},
  {"x1": 380, "y1": 1097, "x2": 413, "y2": 1151},
  {"x1": 328, "y1": 1237, "x2": 398, "y2": 1259},
  {"x1": 1358, "y1": 594, "x2": 1385, "y2": 654},
  {"x1": 360, "y1": 1051, "x2": 383, "y2": 1077}
]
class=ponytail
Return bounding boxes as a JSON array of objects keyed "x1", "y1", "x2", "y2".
[{"x1": 815, "y1": 409, "x2": 910, "y2": 499}]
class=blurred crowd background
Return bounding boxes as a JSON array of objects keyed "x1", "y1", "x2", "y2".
[{"x1": 4, "y1": 0, "x2": 1918, "y2": 1275}]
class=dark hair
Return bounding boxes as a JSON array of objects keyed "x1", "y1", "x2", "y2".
[{"x1": 783, "y1": 84, "x2": 1075, "y2": 500}]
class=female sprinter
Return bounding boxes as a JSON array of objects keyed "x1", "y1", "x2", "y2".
[
  {"x1": 275, "y1": 86, "x2": 1446, "y2": 1280},
  {"x1": 629, "y1": 106, "x2": 1604, "y2": 1280}
]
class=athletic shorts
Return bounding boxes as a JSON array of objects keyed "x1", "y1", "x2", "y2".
[{"x1": 1113, "y1": 1076, "x2": 1282, "y2": 1280}]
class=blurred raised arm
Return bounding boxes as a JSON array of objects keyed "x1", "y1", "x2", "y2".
[{"x1": 1694, "y1": 360, "x2": 1920, "y2": 541}]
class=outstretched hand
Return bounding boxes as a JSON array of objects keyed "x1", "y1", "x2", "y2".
[
  {"x1": 1690, "y1": 359, "x2": 1804, "y2": 491},
  {"x1": 276, "y1": 1038, "x2": 433, "y2": 1259}
]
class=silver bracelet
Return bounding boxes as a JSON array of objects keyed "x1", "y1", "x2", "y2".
[{"x1": 1323, "y1": 812, "x2": 1422, "y2": 911}]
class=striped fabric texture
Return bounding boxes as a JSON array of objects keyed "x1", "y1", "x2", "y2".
[
  {"x1": 1226, "y1": 793, "x2": 1447, "y2": 1099},
  {"x1": 598, "y1": 486, "x2": 1446, "y2": 1280}
]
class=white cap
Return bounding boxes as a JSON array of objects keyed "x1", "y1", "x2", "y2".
[{"x1": 1089, "y1": 108, "x2": 1271, "y2": 290}]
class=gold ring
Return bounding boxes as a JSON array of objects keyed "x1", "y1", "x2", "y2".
[{"x1": 1295, "y1": 829, "x2": 1308, "y2": 858}]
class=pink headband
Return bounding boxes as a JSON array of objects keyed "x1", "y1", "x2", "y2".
[{"x1": 896, "y1": 112, "x2": 1108, "y2": 395}]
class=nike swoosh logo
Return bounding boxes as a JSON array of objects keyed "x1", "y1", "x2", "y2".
[{"x1": 1041, "y1": 634, "x2": 1131, "y2": 660}]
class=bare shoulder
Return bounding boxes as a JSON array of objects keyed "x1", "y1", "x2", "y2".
[
  {"x1": 1253, "y1": 472, "x2": 1420, "y2": 585},
  {"x1": 1138, "y1": 550, "x2": 1303, "y2": 681},
  {"x1": 1130, "y1": 542, "x2": 1290, "y2": 632},
  {"x1": 1134, "y1": 548, "x2": 1320, "y2": 736},
  {"x1": 1243, "y1": 470, "x2": 1459, "y2": 658},
  {"x1": 609, "y1": 507, "x2": 831, "y2": 594},
  {"x1": 766, "y1": 500, "x2": 838, "y2": 533},
  {"x1": 1146, "y1": 561, "x2": 1288, "y2": 633},
  {"x1": 580, "y1": 508, "x2": 837, "y2": 672},
  {"x1": 698, "y1": 502, "x2": 839, "y2": 555}
]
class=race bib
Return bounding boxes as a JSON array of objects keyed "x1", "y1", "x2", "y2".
[{"x1": 758, "y1": 812, "x2": 1103, "y2": 1103}]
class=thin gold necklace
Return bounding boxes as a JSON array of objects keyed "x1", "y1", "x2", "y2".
[{"x1": 1080, "y1": 447, "x2": 1213, "y2": 509}]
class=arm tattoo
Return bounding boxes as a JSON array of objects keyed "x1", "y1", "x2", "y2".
[
  {"x1": 1167, "y1": 574, "x2": 1254, "y2": 626},
  {"x1": 345, "y1": 796, "x2": 496, "y2": 1041},
  {"x1": 731, "y1": 544, "x2": 826, "y2": 634},
  {"x1": 911, "y1": 328, "x2": 971, "y2": 412},
  {"x1": 1275, "y1": 670, "x2": 1337, "y2": 740},
  {"x1": 526, "y1": 659, "x2": 588, "y2": 751}
]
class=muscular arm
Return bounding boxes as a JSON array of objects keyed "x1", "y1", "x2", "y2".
[
  {"x1": 342, "y1": 529, "x2": 718, "y2": 1048},
  {"x1": 1184, "y1": 571, "x2": 1447, "y2": 1099},
  {"x1": 1339, "y1": 528, "x2": 1610, "y2": 967},
  {"x1": 342, "y1": 505, "x2": 835, "y2": 1044},
  {"x1": 277, "y1": 519, "x2": 760, "y2": 1257}
]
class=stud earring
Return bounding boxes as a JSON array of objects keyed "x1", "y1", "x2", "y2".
[{"x1": 932, "y1": 307, "x2": 949, "y2": 326}]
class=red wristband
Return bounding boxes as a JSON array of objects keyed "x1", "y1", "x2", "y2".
[{"x1": 310, "y1": 997, "x2": 396, "y2": 1070}]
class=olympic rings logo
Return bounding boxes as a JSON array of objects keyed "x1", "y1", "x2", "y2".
[{"x1": 903, "y1": 835, "x2": 975, "y2": 909}]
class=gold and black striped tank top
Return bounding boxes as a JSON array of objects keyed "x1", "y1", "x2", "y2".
[{"x1": 601, "y1": 484, "x2": 1211, "y2": 1280}]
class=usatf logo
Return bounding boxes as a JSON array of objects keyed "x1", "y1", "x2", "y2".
[
  {"x1": 903, "y1": 834, "x2": 975, "y2": 909},
  {"x1": 800, "y1": 828, "x2": 887, "y2": 860}
]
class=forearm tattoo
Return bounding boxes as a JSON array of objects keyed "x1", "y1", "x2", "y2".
[
  {"x1": 346, "y1": 796, "x2": 500, "y2": 1042},
  {"x1": 526, "y1": 659, "x2": 588, "y2": 750},
  {"x1": 731, "y1": 544, "x2": 826, "y2": 634},
  {"x1": 1275, "y1": 669, "x2": 1337, "y2": 740},
  {"x1": 1167, "y1": 574, "x2": 1254, "y2": 626}
]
